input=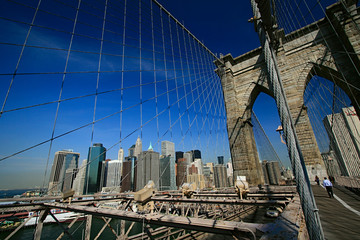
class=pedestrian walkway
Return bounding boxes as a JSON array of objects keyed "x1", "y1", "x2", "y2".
[{"x1": 312, "y1": 184, "x2": 360, "y2": 239}]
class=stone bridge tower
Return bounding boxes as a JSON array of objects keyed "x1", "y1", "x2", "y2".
[{"x1": 216, "y1": 1, "x2": 360, "y2": 185}]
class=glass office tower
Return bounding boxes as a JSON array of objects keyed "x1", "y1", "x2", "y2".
[{"x1": 84, "y1": 143, "x2": 106, "y2": 194}]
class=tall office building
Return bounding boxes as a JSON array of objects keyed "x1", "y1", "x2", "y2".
[
  {"x1": 214, "y1": 164, "x2": 229, "y2": 188},
  {"x1": 176, "y1": 151, "x2": 184, "y2": 163},
  {"x1": 159, "y1": 155, "x2": 171, "y2": 190},
  {"x1": 135, "y1": 144, "x2": 160, "y2": 190},
  {"x1": 128, "y1": 145, "x2": 135, "y2": 157},
  {"x1": 62, "y1": 168, "x2": 78, "y2": 193},
  {"x1": 134, "y1": 137, "x2": 142, "y2": 157},
  {"x1": 118, "y1": 147, "x2": 124, "y2": 176},
  {"x1": 217, "y1": 156, "x2": 224, "y2": 165},
  {"x1": 48, "y1": 150, "x2": 80, "y2": 195},
  {"x1": 105, "y1": 160, "x2": 122, "y2": 189},
  {"x1": 262, "y1": 160, "x2": 282, "y2": 185},
  {"x1": 193, "y1": 159, "x2": 203, "y2": 175},
  {"x1": 226, "y1": 161, "x2": 234, "y2": 186},
  {"x1": 191, "y1": 150, "x2": 201, "y2": 161},
  {"x1": 323, "y1": 106, "x2": 360, "y2": 177},
  {"x1": 72, "y1": 159, "x2": 87, "y2": 195},
  {"x1": 321, "y1": 151, "x2": 341, "y2": 177},
  {"x1": 176, "y1": 158, "x2": 188, "y2": 187},
  {"x1": 184, "y1": 151, "x2": 192, "y2": 165},
  {"x1": 203, "y1": 165, "x2": 213, "y2": 188},
  {"x1": 100, "y1": 159, "x2": 111, "y2": 189},
  {"x1": 84, "y1": 143, "x2": 106, "y2": 194},
  {"x1": 161, "y1": 141, "x2": 176, "y2": 190},
  {"x1": 206, "y1": 162, "x2": 214, "y2": 173},
  {"x1": 121, "y1": 156, "x2": 136, "y2": 192}
]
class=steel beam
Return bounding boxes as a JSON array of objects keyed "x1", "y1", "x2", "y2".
[
  {"x1": 149, "y1": 197, "x2": 287, "y2": 206},
  {"x1": 43, "y1": 202, "x2": 268, "y2": 237}
]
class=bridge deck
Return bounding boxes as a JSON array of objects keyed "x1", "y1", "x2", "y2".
[{"x1": 312, "y1": 184, "x2": 360, "y2": 239}]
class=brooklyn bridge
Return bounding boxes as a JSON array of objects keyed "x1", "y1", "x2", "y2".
[{"x1": 1, "y1": 0, "x2": 360, "y2": 239}]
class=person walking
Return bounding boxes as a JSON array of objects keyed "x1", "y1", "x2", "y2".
[
  {"x1": 315, "y1": 175, "x2": 320, "y2": 185},
  {"x1": 323, "y1": 177, "x2": 334, "y2": 198}
]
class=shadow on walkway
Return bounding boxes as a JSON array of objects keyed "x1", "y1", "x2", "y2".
[{"x1": 312, "y1": 185, "x2": 360, "y2": 239}]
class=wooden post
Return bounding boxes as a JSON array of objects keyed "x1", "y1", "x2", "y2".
[
  {"x1": 84, "y1": 215, "x2": 92, "y2": 240},
  {"x1": 5, "y1": 214, "x2": 35, "y2": 240},
  {"x1": 33, "y1": 209, "x2": 50, "y2": 240},
  {"x1": 120, "y1": 220, "x2": 125, "y2": 236}
]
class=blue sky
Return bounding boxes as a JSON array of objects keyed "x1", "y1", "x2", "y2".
[{"x1": 0, "y1": 0, "x2": 294, "y2": 190}]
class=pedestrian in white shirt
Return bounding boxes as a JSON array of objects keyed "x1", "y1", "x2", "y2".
[{"x1": 323, "y1": 177, "x2": 334, "y2": 198}]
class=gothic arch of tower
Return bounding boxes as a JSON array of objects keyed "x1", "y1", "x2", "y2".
[{"x1": 216, "y1": 2, "x2": 360, "y2": 185}]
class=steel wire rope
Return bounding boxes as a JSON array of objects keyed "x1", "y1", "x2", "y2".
[
  {"x1": 98, "y1": 63, "x2": 220, "y2": 194},
  {"x1": 196, "y1": 38, "x2": 214, "y2": 159},
  {"x1": 306, "y1": 95, "x2": 330, "y2": 152},
  {"x1": 159, "y1": 6, "x2": 173, "y2": 143},
  {"x1": 178, "y1": 20, "x2": 190, "y2": 152},
  {"x1": 0, "y1": 62, "x2": 214, "y2": 163},
  {"x1": 178, "y1": 74, "x2": 220, "y2": 155},
  {"x1": 252, "y1": 110, "x2": 285, "y2": 168},
  {"x1": 181, "y1": 26, "x2": 196, "y2": 152},
  {"x1": 154, "y1": 72, "x2": 221, "y2": 189},
  {"x1": 168, "y1": 12, "x2": 181, "y2": 140},
  {"x1": 275, "y1": 0, "x2": 360, "y2": 103},
  {"x1": 59, "y1": 0, "x2": 169, "y2": 55},
  {"x1": 150, "y1": 0, "x2": 220, "y2": 61},
  {"x1": 139, "y1": 0, "x2": 143, "y2": 141},
  {"x1": 194, "y1": 49, "x2": 224, "y2": 164},
  {"x1": 118, "y1": 0, "x2": 127, "y2": 184},
  {"x1": 187, "y1": 32, "x2": 201, "y2": 151},
  {"x1": 150, "y1": 0, "x2": 160, "y2": 142},
  {"x1": 300, "y1": 37, "x2": 360, "y2": 157},
  {"x1": 201, "y1": 65, "x2": 225, "y2": 164},
  {"x1": 192, "y1": 36, "x2": 206, "y2": 152},
  {"x1": 0, "y1": 11, "x2": 208, "y2": 69},
  {"x1": 1, "y1": 0, "x2": 227, "y2": 199},
  {"x1": 44, "y1": 65, "x2": 217, "y2": 194},
  {"x1": 0, "y1": 0, "x2": 42, "y2": 118},
  {"x1": 298, "y1": 0, "x2": 360, "y2": 114},
  {"x1": 306, "y1": 78, "x2": 359, "y2": 170},
  {"x1": 304, "y1": 79, "x2": 336, "y2": 152},
  {"x1": 276, "y1": 0, "x2": 360, "y2": 165},
  {"x1": 0, "y1": 69, "x2": 205, "y2": 115},
  {"x1": 43, "y1": 0, "x2": 83, "y2": 195},
  {"x1": 84, "y1": 0, "x2": 108, "y2": 195},
  {"x1": 175, "y1": 20, "x2": 186, "y2": 143},
  {"x1": 3, "y1": 0, "x2": 156, "y2": 55}
]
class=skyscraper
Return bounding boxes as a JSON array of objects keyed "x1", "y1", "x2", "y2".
[
  {"x1": 192, "y1": 150, "x2": 201, "y2": 161},
  {"x1": 135, "y1": 144, "x2": 160, "y2": 190},
  {"x1": 103, "y1": 160, "x2": 122, "y2": 192},
  {"x1": 161, "y1": 141, "x2": 176, "y2": 190},
  {"x1": 323, "y1": 106, "x2": 360, "y2": 177},
  {"x1": 84, "y1": 143, "x2": 106, "y2": 194},
  {"x1": 159, "y1": 155, "x2": 171, "y2": 190},
  {"x1": 72, "y1": 159, "x2": 87, "y2": 195},
  {"x1": 48, "y1": 150, "x2": 79, "y2": 195},
  {"x1": 214, "y1": 164, "x2": 229, "y2": 188},
  {"x1": 128, "y1": 145, "x2": 135, "y2": 157},
  {"x1": 217, "y1": 156, "x2": 224, "y2": 165},
  {"x1": 121, "y1": 156, "x2": 136, "y2": 192},
  {"x1": 176, "y1": 158, "x2": 188, "y2": 187},
  {"x1": 226, "y1": 161, "x2": 234, "y2": 186},
  {"x1": 261, "y1": 160, "x2": 282, "y2": 185},
  {"x1": 134, "y1": 137, "x2": 142, "y2": 158},
  {"x1": 118, "y1": 147, "x2": 124, "y2": 176},
  {"x1": 184, "y1": 151, "x2": 192, "y2": 165},
  {"x1": 175, "y1": 151, "x2": 184, "y2": 163}
]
